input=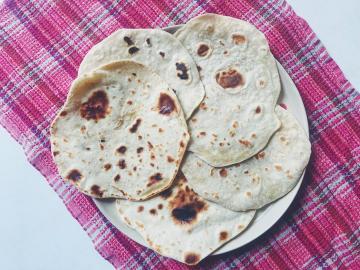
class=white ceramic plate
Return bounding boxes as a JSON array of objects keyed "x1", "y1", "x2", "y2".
[{"x1": 93, "y1": 25, "x2": 309, "y2": 256}]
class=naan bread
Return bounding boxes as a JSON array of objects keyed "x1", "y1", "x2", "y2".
[
  {"x1": 51, "y1": 61, "x2": 189, "y2": 200},
  {"x1": 182, "y1": 106, "x2": 311, "y2": 211},
  {"x1": 116, "y1": 172, "x2": 255, "y2": 265},
  {"x1": 79, "y1": 28, "x2": 205, "y2": 119},
  {"x1": 175, "y1": 14, "x2": 281, "y2": 166}
]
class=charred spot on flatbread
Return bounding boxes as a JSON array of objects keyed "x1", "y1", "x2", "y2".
[
  {"x1": 180, "y1": 141, "x2": 185, "y2": 148},
  {"x1": 158, "y1": 93, "x2": 176, "y2": 115},
  {"x1": 123, "y1": 36, "x2": 134, "y2": 46},
  {"x1": 238, "y1": 139, "x2": 252, "y2": 147},
  {"x1": 149, "y1": 208, "x2": 157, "y2": 215},
  {"x1": 80, "y1": 90, "x2": 109, "y2": 121},
  {"x1": 104, "y1": 163, "x2": 112, "y2": 171},
  {"x1": 169, "y1": 174, "x2": 208, "y2": 225},
  {"x1": 255, "y1": 151, "x2": 265, "y2": 159},
  {"x1": 219, "y1": 168, "x2": 228, "y2": 177},
  {"x1": 215, "y1": 68, "x2": 244, "y2": 89},
  {"x1": 184, "y1": 253, "x2": 200, "y2": 265},
  {"x1": 129, "y1": 118, "x2": 141, "y2": 133},
  {"x1": 117, "y1": 146, "x2": 127, "y2": 154},
  {"x1": 176, "y1": 62, "x2": 189, "y2": 80},
  {"x1": 60, "y1": 111, "x2": 67, "y2": 117},
  {"x1": 147, "y1": 141, "x2": 154, "y2": 150},
  {"x1": 147, "y1": 173, "x2": 163, "y2": 187},
  {"x1": 219, "y1": 231, "x2": 228, "y2": 241},
  {"x1": 66, "y1": 169, "x2": 82, "y2": 182},
  {"x1": 118, "y1": 159, "x2": 127, "y2": 169},
  {"x1": 197, "y1": 44, "x2": 210, "y2": 57},
  {"x1": 90, "y1": 185, "x2": 104, "y2": 197},
  {"x1": 128, "y1": 46, "x2": 140, "y2": 55},
  {"x1": 232, "y1": 34, "x2": 246, "y2": 45}
]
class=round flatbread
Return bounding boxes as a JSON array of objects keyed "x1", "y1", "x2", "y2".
[
  {"x1": 79, "y1": 28, "x2": 205, "y2": 119},
  {"x1": 182, "y1": 106, "x2": 311, "y2": 211},
  {"x1": 175, "y1": 13, "x2": 281, "y2": 166},
  {"x1": 116, "y1": 172, "x2": 255, "y2": 265},
  {"x1": 51, "y1": 61, "x2": 189, "y2": 200}
]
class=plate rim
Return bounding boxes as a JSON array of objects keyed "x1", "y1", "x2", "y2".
[{"x1": 93, "y1": 24, "x2": 309, "y2": 256}]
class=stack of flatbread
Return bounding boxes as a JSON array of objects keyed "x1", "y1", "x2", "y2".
[{"x1": 50, "y1": 14, "x2": 311, "y2": 265}]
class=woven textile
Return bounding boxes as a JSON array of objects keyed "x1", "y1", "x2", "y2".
[{"x1": 0, "y1": 0, "x2": 359, "y2": 269}]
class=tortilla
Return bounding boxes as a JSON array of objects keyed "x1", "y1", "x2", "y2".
[
  {"x1": 50, "y1": 61, "x2": 189, "y2": 200},
  {"x1": 182, "y1": 106, "x2": 311, "y2": 211},
  {"x1": 116, "y1": 172, "x2": 255, "y2": 265},
  {"x1": 79, "y1": 28, "x2": 205, "y2": 119},
  {"x1": 175, "y1": 14, "x2": 281, "y2": 166}
]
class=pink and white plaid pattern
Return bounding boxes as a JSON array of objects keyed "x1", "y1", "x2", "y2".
[{"x1": 0, "y1": 0, "x2": 359, "y2": 269}]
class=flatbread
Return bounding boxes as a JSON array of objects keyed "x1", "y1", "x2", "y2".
[
  {"x1": 182, "y1": 106, "x2": 311, "y2": 211},
  {"x1": 116, "y1": 172, "x2": 255, "y2": 265},
  {"x1": 79, "y1": 28, "x2": 205, "y2": 119},
  {"x1": 51, "y1": 61, "x2": 189, "y2": 200},
  {"x1": 175, "y1": 13, "x2": 281, "y2": 166}
]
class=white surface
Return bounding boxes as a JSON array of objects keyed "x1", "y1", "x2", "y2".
[
  {"x1": 0, "y1": 1, "x2": 359, "y2": 269},
  {"x1": 94, "y1": 56, "x2": 309, "y2": 256},
  {"x1": 0, "y1": 128, "x2": 112, "y2": 270},
  {"x1": 287, "y1": 0, "x2": 360, "y2": 91}
]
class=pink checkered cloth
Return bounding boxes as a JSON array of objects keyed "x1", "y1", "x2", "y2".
[{"x1": 1, "y1": 0, "x2": 359, "y2": 269}]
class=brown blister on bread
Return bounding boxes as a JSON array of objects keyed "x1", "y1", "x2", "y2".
[
  {"x1": 149, "y1": 209, "x2": 157, "y2": 215},
  {"x1": 175, "y1": 62, "x2": 189, "y2": 80},
  {"x1": 147, "y1": 141, "x2": 154, "y2": 150},
  {"x1": 128, "y1": 46, "x2": 139, "y2": 54},
  {"x1": 255, "y1": 151, "x2": 265, "y2": 160},
  {"x1": 158, "y1": 93, "x2": 176, "y2": 115},
  {"x1": 123, "y1": 36, "x2": 134, "y2": 46},
  {"x1": 216, "y1": 68, "x2": 244, "y2": 89},
  {"x1": 219, "y1": 168, "x2": 228, "y2": 177},
  {"x1": 197, "y1": 44, "x2": 210, "y2": 57},
  {"x1": 169, "y1": 173, "x2": 208, "y2": 225},
  {"x1": 104, "y1": 163, "x2": 112, "y2": 171},
  {"x1": 118, "y1": 159, "x2": 126, "y2": 169},
  {"x1": 184, "y1": 252, "x2": 200, "y2": 265},
  {"x1": 66, "y1": 169, "x2": 82, "y2": 182},
  {"x1": 219, "y1": 231, "x2": 228, "y2": 241},
  {"x1": 238, "y1": 139, "x2": 252, "y2": 147},
  {"x1": 117, "y1": 146, "x2": 127, "y2": 154},
  {"x1": 91, "y1": 185, "x2": 104, "y2": 197},
  {"x1": 60, "y1": 111, "x2": 67, "y2": 117},
  {"x1": 232, "y1": 34, "x2": 246, "y2": 45},
  {"x1": 147, "y1": 173, "x2": 163, "y2": 187},
  {"x1": 129, "y1": 118, "x2": 141, "y2": 133},
  {"x1": 80, "y1": 90, "x2": 109, "y2": 121}
]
